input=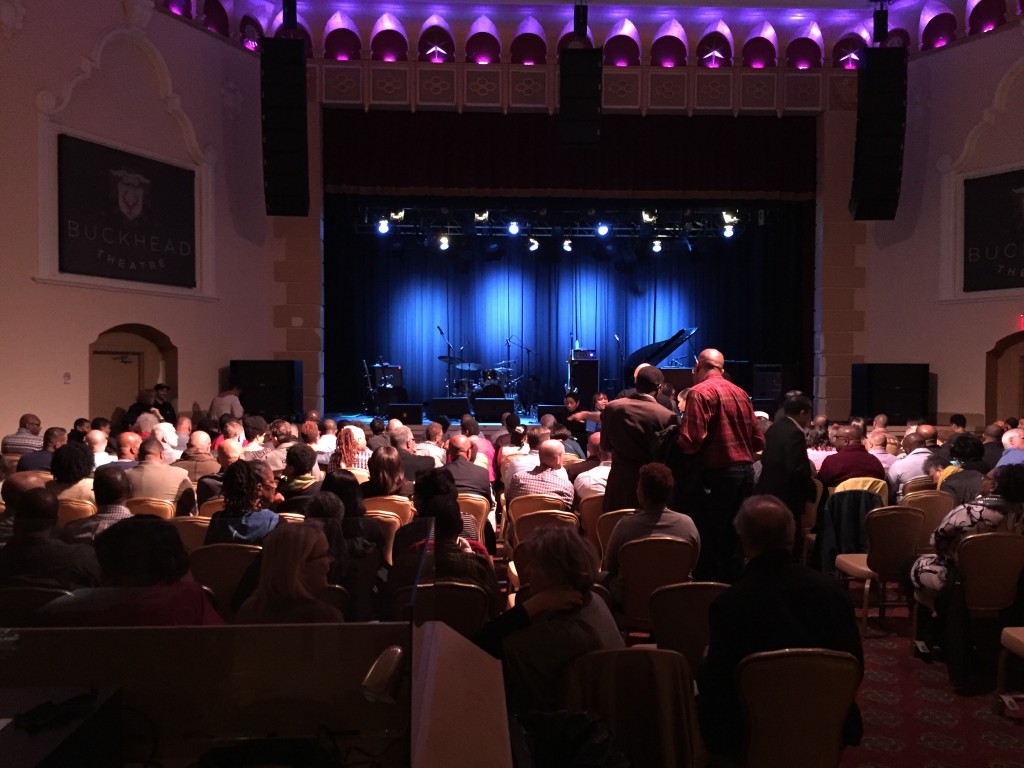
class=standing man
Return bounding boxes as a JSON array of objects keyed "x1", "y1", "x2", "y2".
[
  {"x1": 678, "y1": 349, "x2": 764, "y2": 582},
  {"x1": 754, "y1": 393, "x2": 816, "y2": 552},
  {"x1": 151, "y1": 383, "x2": 176, "y2": 423},
  {"x1": 601, "y1": 366, "x2": 677, "y2": 511}
]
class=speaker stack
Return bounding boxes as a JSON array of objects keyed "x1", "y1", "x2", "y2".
[
  {"x1": 260, "y1": 37, "x2": 309, "y2": 217},
  {"x1": 851, "y1": 363, "x2": 932, "y2": 426},
  {"x1": 229, "y1": 359, "x2": 304, "y2": 421},
  {"x1": 848, "y1": 47, "x2": 908, "y2": 221}
]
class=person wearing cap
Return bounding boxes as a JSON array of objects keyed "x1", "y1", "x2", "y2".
[{"x1": 151, "y1": 383, "x2": 177, "y2": 423}]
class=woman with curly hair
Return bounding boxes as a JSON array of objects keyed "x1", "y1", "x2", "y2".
[{"x1": 46, "y1": 441, "x2": 96, "y2": 503}]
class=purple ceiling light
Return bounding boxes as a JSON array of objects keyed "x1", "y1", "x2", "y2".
[
  {"x1": 165, "y1": 0, "x2": 192, "y2": 19},
  {"x1": 418, "y1": 15, "x2": 456, "y2": 63},
  {"x1": 202, "y1": 0, "x2": 228, "y2": 36},
  {"x1": 920, "y1": 3, "x2": 957, "y2": 49},
  {"x1": 742, "y1": 22, "x2": 777, "y2": 68},
  {"x1": 785, "y1": 23, "x2": 822, "y2": 69},
  {"x1": 604, "y1": 18, "x2": 641, "y2": 67},
  {"x1": 511, "y1": 16, "x2": 547, "y2": 65},
  {"x1": 697, "y1": 21, "x2": 734, "y2": 68},
  {"x1": 556, "y1": 20, "x2": 594, "y2": 52},
  {"x1": 466, "y1": 16, "x2": 501, "y2": 64},
  {"x1": 967, "y1": 0, "x2": 1006, "y2": 34},
  {"x1": 650, "y1": 19, "x2": 687, "y2": 68},
  {"x1": 371, "y1": 13, "x2": 409, "y2": 62},
  {"x1": 831, "y1": 30, "x2": 869, "y2": 69},
  {"x1": 324, "y1": 11, "x2": 361, "y2": 61},
  {"x1": 239, "y1": 14, "x2": 263, "y2": 51}
]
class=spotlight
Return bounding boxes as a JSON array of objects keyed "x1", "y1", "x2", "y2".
[
  {"x1": 377, "y1": 219, "x2": 390, "y2": 234},
  {"x1": 474, "y1": 211, "x2": 489, "y2": 223},
  {"x1": 642, "y1": 210, "x2": 658, "y2": 224},
  {"x1": 563, "y1": 239, "x2": 573, "y2": 252},
  {"x1": 722, "y1": 211, "x2": 739, "y2": 225},
  {"x1": 528, "y1": 238, "x2": 540, "y2": 252},
  {"x1": 651, "y1": 239, "x2": 662, "y2": 253},
  {"x1": 389, "y1": 210, "x2": 405, "y2": 222},
  {"x1": 723, "y1": 224, "x2": 735, "y2": 238},
  {"x1": 439, "y1": 235, "x2": 450, "y2": 251},
  {"x1": 508, "y1": 221, "x2": 520, "y2": 235},
  {"x1": 596, "y1": 223, "x2": 609, "y2": 237}
]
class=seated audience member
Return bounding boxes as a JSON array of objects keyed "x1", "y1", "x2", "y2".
[
  {"x1": 887, "y1": 431, "x2": 933, "y2": 499},
  {"x1": 949, "y1": 413, "x2": 967, "y2": 434},
  {"x1": 415, "y1": 421, "x2": 447, "y2": 467},
  {"x1": 982, "y1": 423, "x2": 1007, "y2": 471},
  {"x1": 938, "y1": 432, "x2": 988, "y2": 502},
  {"x1": 496, "y1": 424, "x2": 529, "y2": 478},
  {"x1": 205, "y1": 460, "x2": 280, "y2": 545},
  {"x1": 445, "y1": 434, "x2": 493, "y2": 506},
  {"x1": 997, "y1": 428, "x2": 1024, "y2": 467},
  {"x1": 212, "y1": 417, "x2": 245, "y2": 453},
  {"x1": 255, "y1": 419, "x2": 298, "y2": 473},
  {"x1": 362, "y1": 445, "x2": 414, "y2": 499},
  {"x1": 196, "y1": 438, "x2": 243, "y2": 507},
  {"x1": 321, "y1": 469, "x2": 387, "y2": 556},
  {"x1": 316, "y1": 419, "x2": 338, "y2": 455},
  {"x1": 17, "y1": 426, "x2": 68, "y2": 472},
  {"x1": 172, "y1": 430, "x2": 221, "y2": 482},
  {"x1": 109, "y1": 431, "x2": 142, "y2": 469},
  {"x1": 85, "y1": 429, "x2": 113, "y2": 470},
  {"x1": 474, "y1": 526, "x2": 624, "y2": 714},
  {"x1": 132, "y1": 411, "x2": 158, "y2": 438},
  {"x1": 817, "y1": 425, "x2": 884, "y2": 489},
  {"x1": 805, "y1": 424, "x2": 836, "y2": 472},
  {"x1": 0, "y1": 471, "x2": 48, "y2": 547},
  {"x1": 394, "y1": 468, "x2": 480, "y2": 556},
  {"x1": 503, "y1": 426, "x2": 549, "y2": 486},
  {"x1": 234, "y1": 523, "x2": 345, "y2": 624},
  {"x1": 391, "y1": 425, "x2": 435, "y2": 482},
  {"x1": 871, "y1": 413, "x2": 889, "y2": 431},
  {"x1": 603, "y1": 463, "x2": 700, "y2": 589},
  {"x1": 151, "y1": 421, "x2": 182, "y2": 463},
  {"x1": 276, "y1": 444, "x2": 323, "y2": 514},
  {"x1": 241, "y1": 415, "x2": 269, "y2": 454},
  {"x1": 366, "y1": 418, "x2": 389, "y2": 452},
  {"x1": 911, "y1": 465, "x2": 1024, "y2": 601},
  {"x1": 67, "y1": 418, "x2": 90, "y2": 443},
  {"x1": 492, "y1": 412, "x2": 518, "y2": 451},
  {"x1": 46, "y1": 442, "x2": 96, "y2": 504},
  {"x1": 328, "y1": 425, "x2": 372, "y2": 472},
  {"x1": 461, "y1": 417, "x2": 496, "y2": 482},
  {"x1": 297, "y1": 420, "x2": 325, "y2": 480},
  {"x1": 208, "y1": 384, "x2": 243, "y2": 421},
  {"x1": 126, "y1": 438, "x2": 195, "y2": 516},
  {"x1": 2, "y1": 413, "x2": 44, "y2": 455},
  {"x1": 696, "y1": 494, "x2": 863, "y2": 760},
  {"x1": 172, "y1": 416, "x2": 192, "y2": 452},
  {"x1": 62, "y1": 465, "x2": 133, "y2": 543},
  {"x1": 567, "y1": 432, "x2": 602, "y2": 484},
  {"x1": 866, "y1": 429, "x2": 898, "y2": 472},
  {"x1": 505, "y1": 439, "x2": 573, "y2": 508},
  {"x1": 42, "y1": 516, "x2": 222, "y2": 626},
  {"x1": 0, "y1": 487, "x2": 100, "y2": 589},
  {"x1": 550, "y1": 422, "x2": 585, "y2": 460},
  {"x1": 573, "y1": 439, "x2": 612, "y2": 507}
]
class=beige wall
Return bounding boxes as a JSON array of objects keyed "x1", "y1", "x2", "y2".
[
  {"x1": 858, "y1": 25, "x2": 1024, "y2": 427},
  {"x1": 0, "y1": 1, "x2": 307, "y2": 432}
]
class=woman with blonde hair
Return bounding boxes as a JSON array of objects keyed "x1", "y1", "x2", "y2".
[{"x1": 235, "y1": 523, "x2": 344, "y2": 624}]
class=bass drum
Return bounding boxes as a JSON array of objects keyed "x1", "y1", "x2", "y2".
[{"x1": 475, "y1": 382, "x2": 505, "y2": 399}]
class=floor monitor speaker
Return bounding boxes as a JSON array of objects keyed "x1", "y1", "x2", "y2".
[
  {"x1": 474, "y1": 398, "x2": 515, "y2": 424},
  {"x1": 428, "y1": 398, "x2": 472, "y2": 420}
]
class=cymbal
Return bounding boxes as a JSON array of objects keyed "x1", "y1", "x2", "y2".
[
  {"x1": 456, "y1": 362, "x2": 483, "y2": 372},
  {"x1": 437, "y1": 355, "x2": 463, "y2": 364},
  {"x1": 495, "y1": 360, "x2": 513, "y2": 367},
  {"x1": 494, "y1": 367, "x2": 513, "y2": 374}
]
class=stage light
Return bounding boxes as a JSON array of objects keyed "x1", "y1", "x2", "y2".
[
  {"x1": 723, "y1": 224, "x2": 735, "y2": 238},
  {"x1": 563, "y1": 239, "x2": 573, "y2": 252},
  {"x1": 474, "y1": 211, "x2": 489, "y2": 222},
  {"x1": 596, "y1": 223, "x2": 609, "y2": 237},
  {"x1": 389, "y1": 210, "x2": 405, "y2": 222},
  {"x1": 651, "y1": 239, "x2": 662, "y2": 253},
  {"x1": 528, "y1": 238, "x2": 540, "y2": 252},
  {"x1": 508, "y1": 221, "x2": 520, "y2": 235},
  {"x1": 377, "y1": 219, "x2": 390, "y2": 234},
  {"x1": 642, "y1": 210, "x2": 657, "y2": 224},
  {"x1": 722, "y1": 211, "x2": 739, "y2": 225},
  {"x1": 439, "y1": 235, "x2": 450, "y2": 251}
]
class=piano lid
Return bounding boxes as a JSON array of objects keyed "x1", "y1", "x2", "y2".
[{"x1": 624, "y1": 327, "x2": 698, "y2": 374}]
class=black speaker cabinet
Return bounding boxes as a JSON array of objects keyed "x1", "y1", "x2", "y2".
[
  {"x1": 473, "y1": 398, "x2": 516, "y2": 424},
  {"x1": 260, "y1": 37, "x2": 309, "y2": 217},
  {"x1": 428, "y1": 398, "x2": 472, "y2": 420},
  {"x1": 569, "y1": 359, "x2": 600, "y2": 409},
  {"x1": 851, "y1": 363, "x2": 931, "y2": 426},
  {"x1": 559, "y1": 47, "x2": 602, "y2": 144},
  {"x1": 230, "y1": 359, "x2": 303, "y2": 421},
  {"x1": 849, "y1": 47, "x2": 907, "y2": 221},
  {"x1": 387, "y1": 402, "x2": 423, "y2": 424}
]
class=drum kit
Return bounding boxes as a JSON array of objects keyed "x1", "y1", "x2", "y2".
[{"x1": 437, "y1": 354, "x2": 526, "y2": 406}]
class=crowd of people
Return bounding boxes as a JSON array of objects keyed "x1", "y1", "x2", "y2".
[{"x1": 3, "y1": 355, "x2": 1023, "y2": 760}]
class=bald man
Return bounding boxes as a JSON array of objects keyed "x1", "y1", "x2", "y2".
[
  {"x1": 505, "y1": 439, "x2": 573, "y2": 508},
  {"x1": 445, "y1": 434, "x2": 493, "y2": 504},
  {"x1": 866, "y1": 429, "x2": 898, "y2": 471},
  {"x1": 0, "y1": 470, "x2": 48, "y2": 546},
  {"x1": 677, "y1": 348, "x2": 764, "y2": 582},
  {"x1": 109, "y1": 431, "x2": 142, "y2": 469},
  {"x1": 196, "y1": 438, "x2": 243, "y2": 508},
  {"x1": 887, "y1": 431, "x2": 933, "y2": 499},
  {"x1": 172, "y1": 430, "x2": 221, "y2": 482},
  {"x1": 85, "y1": 429, "x2": 113, "y2": 469},
  {"x1": 817, "y1": 424, "x2": 885, "y2": 489}
]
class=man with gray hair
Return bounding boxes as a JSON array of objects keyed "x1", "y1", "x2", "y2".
[
  {"x1": 391, "y1": 424, "x2": 434, "y2": 482},
  {"x1": 996, "y1": 427, "x2": 1024, "y2": 467},
  {"x1": 696, "y1": 494, "x2": 863, "y2": 760},
  {"x1": 152, "y1": 422, "x2": 182, "y2": 464}
]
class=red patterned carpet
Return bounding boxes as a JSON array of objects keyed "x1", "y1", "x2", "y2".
[{"x1": 841, "y1": 612, "x2": 1024, "y2": 768}]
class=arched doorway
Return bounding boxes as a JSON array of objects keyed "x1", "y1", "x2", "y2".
[
  {"x1": 89, "y1": 324, "x2": 178, "y2": 427},
  {"x1": 985, "y1": 331, "x2": 1024, "y2": 423}
]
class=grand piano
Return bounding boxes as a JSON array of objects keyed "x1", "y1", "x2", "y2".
[{"x1": 623, "y1": 327, "x2": 698, "y2": 391}]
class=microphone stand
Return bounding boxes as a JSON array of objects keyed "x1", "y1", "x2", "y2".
[
  {"x1": 438, "y1": 326, "x2": 456, "y2": 397},
  {"x1": 507, "y1": 337, "x2": 533, "y2": 416}
]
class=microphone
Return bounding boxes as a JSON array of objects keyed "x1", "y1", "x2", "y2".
[
  {"x1": 436, "y1": 326, "x2": 443, "y2": 335},
  {"x1": 614, "y1": 334, "x2": 620, "y2": 342},
  {"x1": 506, "y1": 336, "x2": 512, "y2": 345}
]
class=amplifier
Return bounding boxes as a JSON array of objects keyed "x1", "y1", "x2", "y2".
[{"x1": 571, "y1": 349, "x2": 596, "y2": 360}]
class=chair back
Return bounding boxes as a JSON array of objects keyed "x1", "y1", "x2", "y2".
[
  {"x1": 900, "y1": 491, "x2": 954, "y2": 551},
  {"x1": 836, "y1": 476, "x2": 889, "y2": 506},
  {"x1": 456, "y1": 493, "x2": 490, "y2": 541},
  {"x1": 2, "y1": 454, "x2": 20, "y2": 474},
  {"x1": 57, "y1": 498, "x2": 97, "y2": 526},
  {"x1": 578, "y1": 494, "x2": 606, "y2": 554},
  {"x1": 738, "y1": 648, "x2": 861, "y2": 768},
  {"x1": 278, "y1": 512, "x2": 306, "y2": 524},
  {"x1": 197, "y1": 497, "x2": 225, "y2": 518},
  {"x1": 618, "y1": 537, "x2": 697, "y2": 624},
  {"x1": 347, "y1": 467, "x2": 370, "y2": 484},
  {"x1": 514, "y1": 510, "x2": 579, "y2": 543},
  {"x1": 0, "y1": 586, "x2": 72, "y2": 627},
  {"x1": 864, "y1": 506, "x2": 923, "y2": 582},
  {"x1": 126, "y1": 497, "x2": 176, "y2": 519},
  {"x1": 168, "y1": 516, "x2": 210, "y2": 554},
  {"x1": 562, "y1": 453, "x2": 582, "y2": 465},
  {"x1": 901, "y1": 476, "x2": 937, "y2": 497},
  {"x1": 393, "y1": 581, "x2": 490, "y2": 638},
  {"x1": 364, "y1": 510, "x2": 402, "y2": 565},
  {"x1": 958, "y1": 533, "x2": 1024, "y2": 618},
  {"x1": 507, "y1": 494, "x2": 567, "y2": 525},
  {"x1": 596, "y1": 509, "x2": 637, "y2": 556},
  {"x1": 188, "y1": 543, "x2": 262, "y2": 620},
  {"x1": 315, "y1": 584, "x2": 351, "y2": 616},
  {"x1": 365, "y1": 495, "x2": 415, "y2": 526},
  {"x1": 650, "y1": 582, "x2": 730, "y2": 673},
  {"x1": 564, "y1": 648, "x2": 701, "y2": 768}
]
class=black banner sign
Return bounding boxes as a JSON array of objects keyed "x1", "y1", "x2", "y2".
[
  {"x1": 963, "y1": 169, "x2": 1024, "y2": 293},
  {"x1": 58, "y1": 134, "x2": 196, "y2": 288}
]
